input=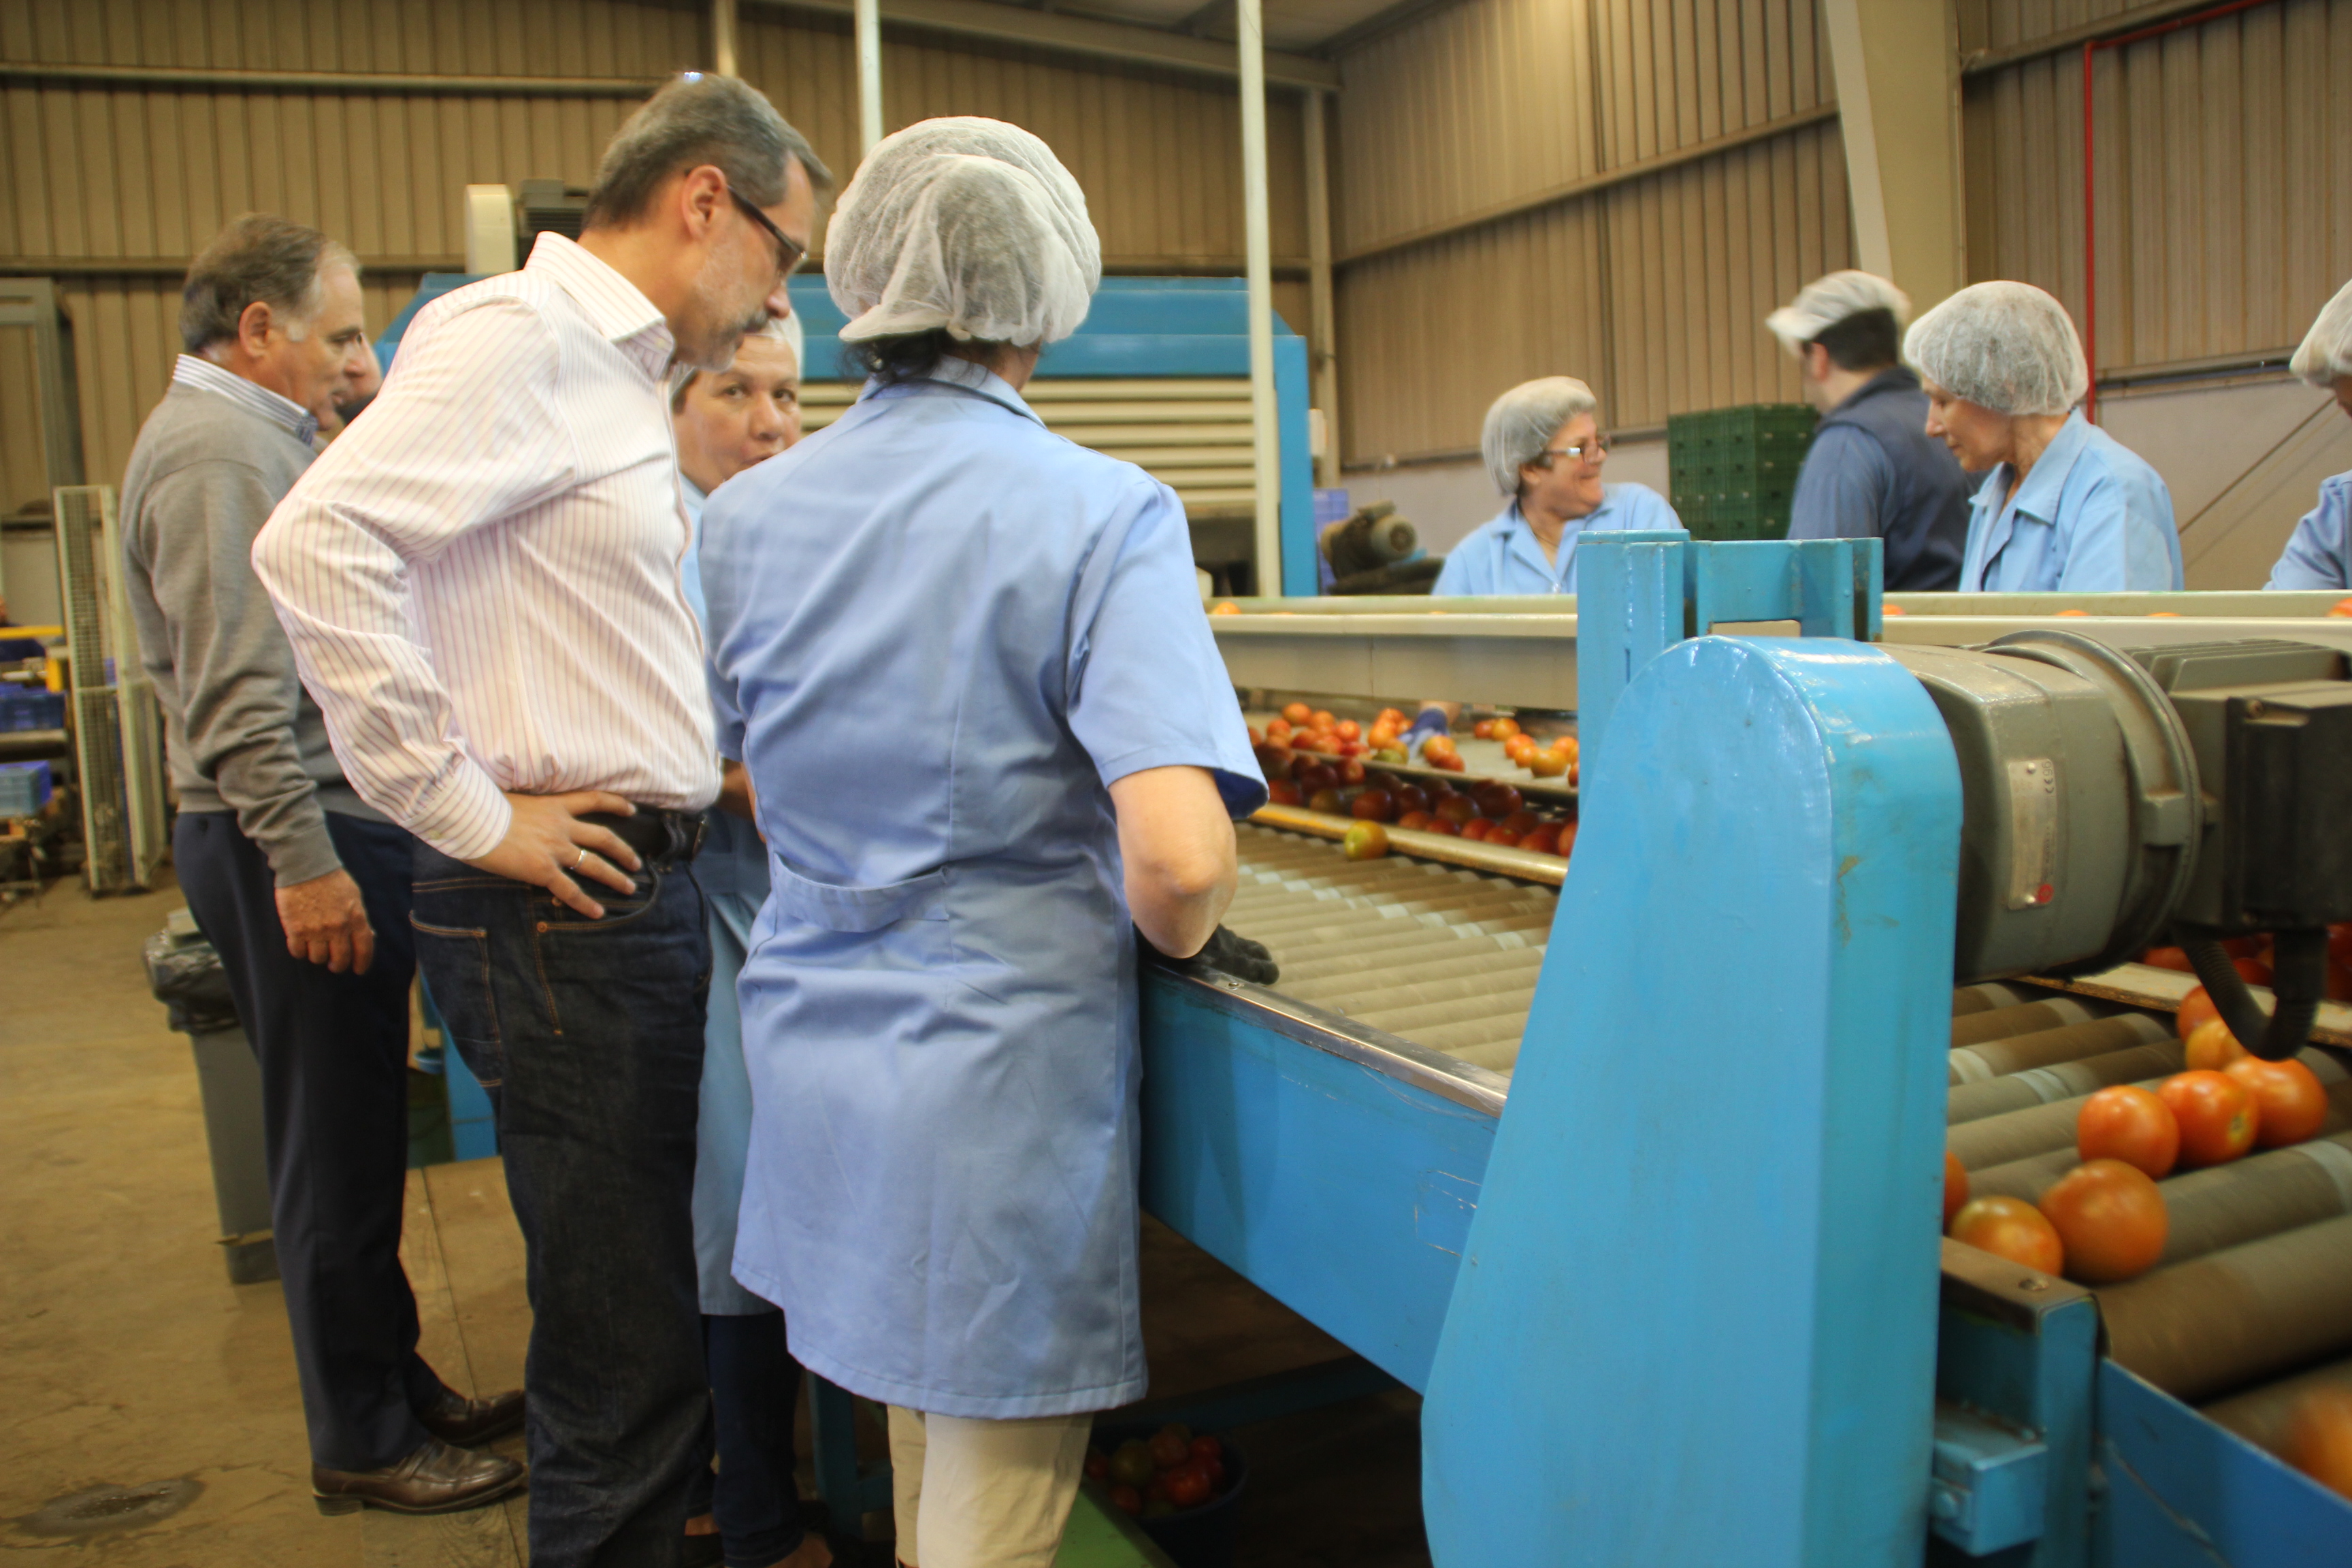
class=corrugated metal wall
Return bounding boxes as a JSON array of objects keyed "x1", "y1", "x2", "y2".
[
  {"x1": 1960, "y1": 0, "x2": 2352, "y2": 374},
  {"x1": 0, "y1": 0, "x2": 1307, "y2": 502},
  {"x1": 1333, "y1": 0, "x2": 1848, "y2": 466}
]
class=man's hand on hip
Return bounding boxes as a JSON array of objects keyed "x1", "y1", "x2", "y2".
[
  {"x1": 276, "y1": 867, "x2": 376, "y2": 974},
  {"x1": 467, "y1": 791, "x2": 644, "y2": 919}
]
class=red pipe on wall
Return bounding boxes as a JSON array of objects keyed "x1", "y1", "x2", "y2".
[{"x1": 2079, "y1": 0, "x2": 2277, "y2": 423}]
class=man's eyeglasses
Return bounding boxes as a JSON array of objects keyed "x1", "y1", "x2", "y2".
[
  {"x1": 1538, "y1": 435, "x2": 1612, "y2": 466},
  {"x1": 730, "y1": 189, "x2": 806, "y2": 280}
]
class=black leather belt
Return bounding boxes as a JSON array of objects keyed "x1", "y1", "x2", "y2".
[{"x1": 581, "y1": 807, "x2": 706, "y2": 866}]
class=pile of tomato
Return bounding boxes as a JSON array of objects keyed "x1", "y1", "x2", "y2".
[
  {"x1": 2139, "y1": 926, "x2": 2352, "y2": 1002},
  {"x1": 1470, "y1": 716, "x2": 1579, "y2": 781},
  {"x1": 1085, "y1": 1422, "x2": 1233, "y2": 1520},
  {"x1": 1945, "y1": 985, "x2": 2334, "y2": 1289},
  {"x1": 1256, "y1": 742, "x2": 1577, "y2": 865}
]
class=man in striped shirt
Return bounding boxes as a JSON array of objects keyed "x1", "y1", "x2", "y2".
[{"x1": 255, "y1": 76, "x2": 831, "y2": 1567}]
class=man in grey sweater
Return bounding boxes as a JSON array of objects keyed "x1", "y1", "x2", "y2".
[{"x1": 120, "y1": 214, "x2": 525, "y2": 1518}]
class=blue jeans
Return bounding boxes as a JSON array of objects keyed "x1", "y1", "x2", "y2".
[
  {"x1": 691, "y1": 1310, "x2": 808, "y2": 1568},
  {"x1": 410, "y1": 840, "x2": 712, "y2": 1568}
]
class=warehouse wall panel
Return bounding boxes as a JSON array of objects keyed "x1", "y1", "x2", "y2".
[
  {"x1": 1335, "y1": 0, "x2": 1833, "y2": 255},
  {"x1": 1, "y1": 0, "x2": 1308, "y2": 488},
  {"x1": 1963, "y1": 0, "x2": 2352, "y2": 374}
]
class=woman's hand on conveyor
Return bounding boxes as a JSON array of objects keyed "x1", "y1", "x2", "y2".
[{"x1": 1140, "y1": 922, "x2": 1279, "y2": 985}]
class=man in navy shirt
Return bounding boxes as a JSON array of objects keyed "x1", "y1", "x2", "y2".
[{"x1": 1766, "y1": 272, "x2": 1971, "y2": 590}]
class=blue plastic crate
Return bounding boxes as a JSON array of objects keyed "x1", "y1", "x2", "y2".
[
  {"x1": 0, "y1": 760, "x2": 53, "y2": 817},
  {"x1": 0, "y1": 689, "x2": 65, "y2": 732}
]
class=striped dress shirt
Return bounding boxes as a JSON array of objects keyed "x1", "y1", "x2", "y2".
[{"x1": 254, "y1": 233, "x2": 717, "y2": 862}]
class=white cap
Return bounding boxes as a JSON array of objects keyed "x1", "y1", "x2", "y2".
[
  {"x1": 2289, "y1": 278, "x2": 2352, "y2": 389},
  {"x1": 825, "y1": 116, "x2": 1100, "y2": 348},
  {"x1": 1764, "y1": 270, "x2": 1912, "y2": 356},
  {"x1": 1903, "y1": 281, "x2": 2089, "y2": 417}
]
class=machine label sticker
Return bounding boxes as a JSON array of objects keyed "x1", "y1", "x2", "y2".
[{"x1": 2005, "y1": 757, "x2": 2058, "y2": 910}]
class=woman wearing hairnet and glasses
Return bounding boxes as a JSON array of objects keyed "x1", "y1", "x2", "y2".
[
  {"x1": 1431, "y1": 376, "x2": 1680, "y2": 595},
  {"x1": 697, "y1": 119, "x2": 1264, "y2": 1568},
  {"x1": 2264, "y1": 280, "x2": 2352, "y2": 591},
  {"x1": 1905, "y1": 280, "x2": 2182, "y2": 592}
]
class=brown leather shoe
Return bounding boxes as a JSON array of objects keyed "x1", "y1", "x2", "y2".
[
  {"x1": 313, "y1": 1437, "x2": 526, "y2": 1516},
  {"x1": 416, "y1": 1385, "x2": 527, "y2": 1446}
]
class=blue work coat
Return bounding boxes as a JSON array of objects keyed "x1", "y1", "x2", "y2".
[
  {"x1": 1957, "y1": 412, "x2": 2183, "y2": 592},
  {"x1": 1431, "y1": 484, "x2": 1681, "y2": 596},
  {"x1": 679, "y1": 479, "x2": 777, "y2": 1316},
  {"x1": 700, "y1": 359, "x2": 1263, "y2": 1418},
  {"x1": 2265, "y1": 472, "x2": 2352, "y2": 591}
]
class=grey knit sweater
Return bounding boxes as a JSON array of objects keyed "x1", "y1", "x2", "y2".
[{"x1": 121, "y1": 372, "x2": 381, "y2": 886}]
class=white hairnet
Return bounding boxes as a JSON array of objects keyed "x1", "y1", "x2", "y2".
[
  {"x1": 1481, "y1": 377, "x2": 1599, "y2": 497},
  {"x1": 1764, "y1": 270, "x2": 1911, "y2": 356},
  {"x1": 2289, "y1": 278, "x2": 2352, "y2": 388},
  {"x1": 1903, "y1": 281, "x2": 2089, "y2": 416},
  {"x1": 825, "y1": 116, "x2": 1100, "y2": 347}
]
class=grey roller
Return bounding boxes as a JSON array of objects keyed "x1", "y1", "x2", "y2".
[
  {"x1": 1951, "y1": 998, "x2": 2109, "y2": 1047},
  {"x1": 1946, "y1": 1043, "x2": 2186, "y2": 1126},
  {"x1": 1279, "y1": 949, "x2": 1548, "y2": 1004},
  {"x1": 1952, "y1": 983, "x2": 2041, "y2": 1017},
  {"x1": 2100, "y1": 1214, "x2": 2352, "y2": 1402},
  {"x1": 1407, "y1": 1013, "x2": 1537, "y2": 1052},
  {"x1": 1950, "y1": 1060, "x2": 2352, "y2": 1171},
  {"x1": 2156, "y1": 1132, "x2": 2352, "y2": 1265},
  {"x1": 1947, "y1": 1013, "x2": 2173, "y2": 1086},
  {"x1": 1275, "y1": 933, "x2": 1540, "y2": 985},
  {"x1": 1348, "y1": 987, "x2": 1539, "y2": 1036},
  {"x1": 1449, "y1": 1039, "x2": 1522, "y2": 1074},
  {"x1": 2200, "y1": 1352, "x2": 2352, "y2": 1457},
  {"x1": 1961, "y1": 1147, "x2": 2082, "y2": 1205}
]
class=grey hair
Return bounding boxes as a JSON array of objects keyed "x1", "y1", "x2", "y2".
[
  {"x1": 1481, "y1": 376, "x2": 1600, "y2": 497},
  {"x1": 668, "y1": 311, "x2": 806, "y2": 412},
  {"x1": 587, "y1": 73, "x2": 834, "y2": 230},
  {"x1": 180, "y1": 214, "x2": 358, "y2": 354}
]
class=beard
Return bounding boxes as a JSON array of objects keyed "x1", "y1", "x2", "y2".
[{"x1": 674, "y1": 247, "x2": 776, "y2": 372}]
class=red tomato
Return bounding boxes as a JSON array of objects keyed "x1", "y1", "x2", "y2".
[
  {"x1": 1309, "y1": 709, "x2": 1337, "y2": 732},
  {"x1": 1210, "y1": 600, "x2": 1241, "y2": 615},
  {"x1": 1350, "y1": 789, "x2": 1395, "y2": 822},
  {"x1": 1949, "y1": 1196, "x2": 2065, "y2": 1275},
  {"x1": 2176, "y1": 986, "x2": 2220, "y2": 1040},
  {"x1": 1422, "y1": 817, "x2": 1460, "y2": 836},
  {"x1": 1246, "y1": 725, "x2": 1262, "y2": 747},
  {"x1": 2286, "y1": 1388, "x2": 2352, "y2": 1500},
  {"x1": 1335, "y1": 739, "x2": 1368, "y2": 757},
  {"x1": 1944, "y1": 1149, "x2": 1970, "y2": 1227},
  {"x1": 1149, "y1": 1425, "x2": 1192, "y2": 1469},
  {"x1": 1503, "y1": 734, "x2": 1539, "y2": 762},
  {"x1": 1393, "y1": 784, "x2": 1431, "y2": 815},
  {"x1": 1519, "y1": 824, "x2": 1562, "y2": 855},
  {"x1": 1264, "y1": 717, "x2": 1293, "y2": 740},
  {"x1": 2234, "y1": 956, "x2": 2275, "y2": 986},
  {"x1": 1472, "y1": 719, "x2": 1497, "y2": 739},
  {"x1": 2076, "y1": 1084, "x2": 2180, "y2": 1179},
  {"x1": 1434, "y1": 796, "x2": 1477, "y2": 826},
  {"x1": 2330, "y1": 964, "x2": 2352, "y2": 1004},
  {"x1": 1432, "y1": 753, "x2": 1467, "y2": 772},
  {"x1": 1335, "y1": 757, "x2": 1367, "y2": 785},
  {"x1": 1499, "y1": 808, "x2": 1542, "y2": 836},
  {"x1": 1085, "y1": 1449, "x2": 1111, "y2": 1482},
  {"x1": 1557, "y1": 820, "x2": 1579, "y2": 858},
  {"x1": 1474, "y1": 784, "x2": 1524, "y2": 819},
  {"x1": 2331, "y1": 598, "x2": 2352, "y2": 619},
  {"x1": 1395, "y1": 810, "x2": 1434, "y2": 832},
  {"x1": 1164, "y1": 1463, "x2": 1213, "y2": 1508},
  {"x1": 1293, "y1": 760, "x2": 1337, "y2": 793},
  {"x1": 1110, "y1": 1483, "x2": 1143, "y2": 1516},
  {"x1": 1307, "y1": 788, "x2": 1343, "y2": 814},
  {"x1": 1367, "y1": 724, "x2": 1398, "y2": 749},
  {"x1": 2331, "y1": 924, "x2": 2352, "y2": 967},
  {"x1": 2225, "y1": 1057, "x2": 2328, "y2": 1147},
  {"x1": 1421, "y1": 734, "x2": 1458, "y2": 759},
  {"x1": 1459, "y1": 819, "x2": 1492, "y2": 842},
  {"x1": 2159, "y1": 1071, "x2": 2260, "y2": 1167},
  {"x1": 2038, "y1": 1159, "x2": 2169, "y2": 1283},
  {"x1": 1252, "y1": 744, "x2": 1292, "y2": 779},
  {"x1": 2142, "y1": 946, "x2": 2196, "y2": 973},
  {"x1": 1485, "y1": 827, "x2": 1522, "y2": 849},
  {"x1": 1377, "y1": 707, "x2": 1407, "y2": 727},
  {"x1": 1342, "y1": 821, "x2": 1390, "y2": 861},
  {"x1": 1490, "y1": 717, "x2": 1522, "y2": 740},
  {"x1": 1281, "y1": 702, "x2": 1312, "y2": 725},
  {"x1": 1526, "y1": 746, "x2": 1571, "y2": 778},
  {"x1": 1335, "y1": 719, "x2": 1361, "y2": 742},
  {"x1": 1266, "y1": 779, "x2": 1302, "y2": 807},
  {"x1": 2183, "y1": 1019, "x2": 2248, "y2": 1073}
]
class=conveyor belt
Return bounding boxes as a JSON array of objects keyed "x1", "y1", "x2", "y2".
[{"x1": 1223, "y1": 820, "x2": 2352, "y2": 1463}]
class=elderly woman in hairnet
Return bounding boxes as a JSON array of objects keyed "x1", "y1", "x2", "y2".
[
  {"x1": 1431, "y1": 375, "x2": 1680, "y2": 596},
  {"x1": 1906, "y1": 280, "x2": 2181, "y2": 592},
  {"x1": 2266, "y1": 279, "x2": 2352, "y2": 591},
  {"x1": 698, "y1": 119, "x2": 1262, "y2": 1568}
]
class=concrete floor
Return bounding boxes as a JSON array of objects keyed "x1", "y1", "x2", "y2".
[{"x1": 1, "y1": 876, "x2": 1430, "y2": 1567}]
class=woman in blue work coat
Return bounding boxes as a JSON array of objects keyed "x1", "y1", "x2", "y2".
[
  {"x1": 699, "y1": 118, "x2": 1262, "y2": 1568},
  {"x1": 2266, "y1": 278, "x2": 2352, "y2": 591},
  {"x1": 1432, "y1": 376, "x2": 1680, "y2": 595},
  {"x1": 1904, "y1": 281, "x2": 2183, "y2": 593}
]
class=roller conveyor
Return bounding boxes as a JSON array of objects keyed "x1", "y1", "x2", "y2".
[{"x1": 1220, "y1": 813, "x2": 2352, "y2": 1478}]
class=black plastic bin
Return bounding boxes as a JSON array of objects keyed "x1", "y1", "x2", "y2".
[{"x1": 1090, "y1": 1424, "x2": 1247, "y2": 1568}]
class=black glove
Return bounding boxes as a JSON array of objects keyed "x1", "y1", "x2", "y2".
[{"x1": 1138, "y1": 924, "x2": 1279, "y2": 985}]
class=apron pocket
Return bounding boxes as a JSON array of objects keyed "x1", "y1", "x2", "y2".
[{"x1": 768, "y1": 856, "x2": 947, "y2": 933}]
